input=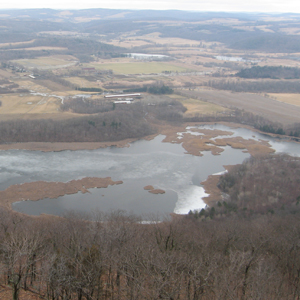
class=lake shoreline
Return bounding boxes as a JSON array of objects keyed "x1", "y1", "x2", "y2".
[
  {"x1": 2, "y1": 177, "x2": 122, "y2": 210},
  {"x1": 0, "y1": 121, "x2": 293, "y2": 154},
  {"x1": 1, "y1": 121, "x2": 299, "y2": 216}
]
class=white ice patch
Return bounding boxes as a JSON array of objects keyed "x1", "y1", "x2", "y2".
[
  {"x1": 177, "y1": 132, "x2": 184, "y2": 139},
  {"x1": 174, "y1": 186, "x2": 208, "y2": 214},
  {"x1": 212, "y1": 170, "x2": 228, "y2": 176},
  {"x1": 186, "y1": 130, "x2": 204, "y2": 136},
  {"x1": 177, "y1": 130, "x2": 204, "y2": 140}
]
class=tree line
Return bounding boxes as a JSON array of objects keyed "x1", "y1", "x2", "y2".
[
  {"x1": 205, "y1": 79, "x2": 300, "y2": 93},
  {"x1": 123, "y1": 85, "x2": 174, "y2": 95},
  {"x1": 236, "y1": 65, "x2": 300, "y2": 79}
]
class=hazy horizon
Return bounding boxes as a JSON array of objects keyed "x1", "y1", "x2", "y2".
[{"x1": 0, "y1": 0, "x2": 299, "y2": 14}]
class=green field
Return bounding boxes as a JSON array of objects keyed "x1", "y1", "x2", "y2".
[{"x1": 88, "y1": 62, "x2": 194, "y2": 74}]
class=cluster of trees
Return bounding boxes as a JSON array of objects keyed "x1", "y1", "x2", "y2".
[
  {"x1": 230, "y1": 34, "x2": 300, "y2": 53},
  {"x1": 61, "y1": 97, "x2": 114, "y2": 114},
  {"x1": 0, "y1": 81, "x2": 29, "y2": 94},
  {"x1": 156, "y1": 21, "x2": 300, "y2": 53},
  {"x1": 75, "y1": 87, "x2": 103, "y2": 93},
  {"x1": 2, "y1": 199, "x2": 300, "y2": 299},
  {"x1": 287, "y1": 123, "x2": 300, "y2": 138},
  {"x1": 145, "y1": 100, "x2": 187, "y2": 123},
  {"x1": 0, "y1": 105, "x2": 154, "y2": 143},
  {"x1": 217, "y1": 154, "x2": 300, "y2": 214},
  {"x1": 236, "y1": 66, "x2": 300, "y2": 79},
  {"x1": 148, "y1": 85, "x2": 173, "y2": 95},
  {"x1": 0, "y1": 49, "x2": 56, "y2": 62},
  {"x1": 205, "y1": 79, "x2": 300, "y2": 93},
  {"x1": 0, "y1": 98, "x2": 190, "y2": 143},
  {"x1": 183, "y1": 108, "x2": 286, "y2": 134},
  {"x1": 258, "y1": 124, "x2": 285, "y2": 135},
  {"x1": 123, "y1": 85, "x2": 173, "y2": 95},
  {"x1": 0, "y1": 33, "x2": 125, "y2": 63}
]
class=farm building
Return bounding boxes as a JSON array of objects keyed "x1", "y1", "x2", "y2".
[
  {"x1": 113, "y1": 100, "x2": 134, "y2": 104},
  {"x1": 104, "y1": 93, "x2": 141, "y2": 99}
]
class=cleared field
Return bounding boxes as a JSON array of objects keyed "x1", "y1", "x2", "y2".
[
  {"x1": 13, "y1": 56, "x2": 77, "y2": 69},
  {"x1": 181, "y1": 98, "x2": 229, "y2": 116},
  {"x1": 66, "y1": 77, "x2": 101, "y2": 88},
  {"x1": 34, "y1": 80, "x2": 70, "y2": 92},
  {"x1": 107, "y1": 39, "x2": 151, "y2": 48},
  {"x1": 0, "y1": 39, "x2": 35, "y2": 48},
  {"x1": 168, "y1": 94, "x2": 228, "y2": 115},
  {"x1": 143, "y1": 36, "x2": 215, "y2": 47},
  {"x1": 0, "y1": 69, "x2": 13, "y2": 78},
  {"x1": 268, "y1": 93, "x2": 300, "y2": 107},
  {"x1": 0, "y1": 94, "x2": 61, "y2": 115},
  {"x1": 180, "y1": 88, "x2": 300, "y2": 125},
  {"x1": 18, "y1": 80, "x2": 52, "y2": 93},
  {"x1": 88, "y1": 62, "x2": 194, "y2": 74},
  {"x1": 13, "y1": 46, "x2": 68, "y2": 51}
]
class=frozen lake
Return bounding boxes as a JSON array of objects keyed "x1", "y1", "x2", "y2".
[{"x1": 3, "y1": 124, "x2": 299, "y2": 218}]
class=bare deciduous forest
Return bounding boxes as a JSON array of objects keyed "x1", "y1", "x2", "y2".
[
  {"x1": 0, "y1": 7, "x2": 300, "y2": 300},
  {"x1": 0, "y1": 105, "x2": 155, "y2": 143},
  {"x1": 1, "y1": 207, "x2": 300, "y2": 299}
]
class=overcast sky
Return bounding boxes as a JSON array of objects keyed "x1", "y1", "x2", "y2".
[{"x1": 0, "y1": 0, "x2": 299, "y2": 13}]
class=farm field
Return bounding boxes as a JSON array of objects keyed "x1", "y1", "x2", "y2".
[
  {"x1": 13, "y1": 56, "x2": 78, "y2": 69},
  {"x1": 173, "y1": 96, "x2": 230, "y2": 116},
  {"x1": 17, "y1": 79, "x2": 52, "y2": 93},
  {"x1": 180, "y1": 88, "x2": 300, "y2": 125},
  {"x1": 0, "y1": 10, "x2": 299, "y2": 130},
  {"x1": 267, "y1": 93, "x2": 300, "y2": 106},
  {"x1": 65, "y1": 77, "x2": 102, "y2": 88},
  {"x1": 86, "y1": 62, "x2": 195, "y2": 74},
  {"x1": 0, "y1": 94, "x2": 61, "y2": 115},
  {"x1": 0, "y1": 39, "x2": 36, "y2": 48},
  {"x1": 13, "y1": 46, "x2": 68, "y2": 51},
  {"x1": 108, "y1": 32, "x2": 220, "y2": 49}
]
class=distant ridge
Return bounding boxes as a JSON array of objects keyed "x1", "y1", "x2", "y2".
[{"x1": 0, "y1": 8, "x2": 299, "y2": 22}]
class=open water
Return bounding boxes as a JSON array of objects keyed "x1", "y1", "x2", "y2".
[{"x1": 2, "y1": 124, "x2": 298, "y2": 219}]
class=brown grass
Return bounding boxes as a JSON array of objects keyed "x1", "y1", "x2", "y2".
[
  {"x1": 0, "y1": 177, "x2": 123, "y2": 210},
  {"x1": 0, "y1": 94, "x2": 61, "y2": 115},
  {"x1": 13, "y1": 56, "x2": 78, "y2": 69},
  {"x1": 0, "y1": 39, "x2": 36, "y2": 48},
  {"x1": 13, "y1": 46, "x2": 68, "y2": 51},
  {"x1": 267, "y1": 93, "x2": 300, "y2": 106},
  {"x1": 66, "y1": 77, "x2": 102, "y2": 88},
  {"x1": 0, "y1": 138, "x2": 137, "y2": 151},
  {"x1": 159, "y1": 124, "x2": 275, "y2": 157},
  {"x1": 180, "y1": 89, "x2": 300, "y2": 126},
  {"x1": 35, "y1": 79, "x2": 70, "y2": 92},
  {"x1": 172, "y1": 96, "x2": 229, "y2": 116}
]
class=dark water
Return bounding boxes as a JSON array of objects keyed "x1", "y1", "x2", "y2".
[{"x1": 3, "y1": 125, "x2": 299, "y2": 218}]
